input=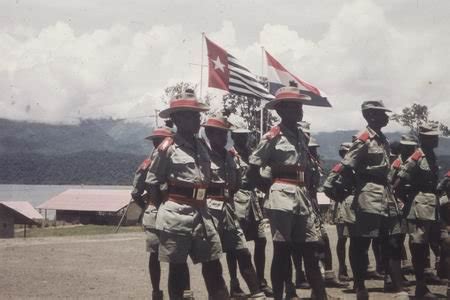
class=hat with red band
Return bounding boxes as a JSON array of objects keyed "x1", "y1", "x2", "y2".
[
  {"x1": 145, "y1": 127, "x2": 173, "y2": 140},
  {"x1": 159, "y1": 89, "x2": 209, "y2": 118},
  {"x1": 202, "y1": 116, "x2": 231, "y2": 131},
  {"x1": 265, "y1": 84, "x2": 312, "y2": 110}
]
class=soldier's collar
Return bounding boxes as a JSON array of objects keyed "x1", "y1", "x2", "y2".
[
  {"x1": 279, "y1": 123, "x2": 298, "y2": 138},
  {"x1": 173, "y1": 133, "x2": 198, "y2": 150},
  {"x1": 366, "y1": 126, "x2": 383, "y2": 139}
]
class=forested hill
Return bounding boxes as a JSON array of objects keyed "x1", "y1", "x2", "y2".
[{"x1": 0, "y1": 118, "x2": 449, "y2": 184}]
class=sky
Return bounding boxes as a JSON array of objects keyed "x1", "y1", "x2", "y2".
[{"x1": 1, "y1": 0, "x2": 449, "y2": 131}]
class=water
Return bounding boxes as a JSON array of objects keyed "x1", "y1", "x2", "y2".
[{"x1": 0, "y1": 184, "x2": 131, "y2": 219}]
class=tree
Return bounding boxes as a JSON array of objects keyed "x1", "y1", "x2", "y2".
[
  {"x1": 390, "y1": 103, "x2": 449, "y2": 136},
  {"x1": 161, "y1": 82, "x2": 214, "y2": 106}
]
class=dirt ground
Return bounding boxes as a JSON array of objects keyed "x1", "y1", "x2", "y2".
[{"x1": 0, "y1": 225, "x2": 447, "y2": 299}]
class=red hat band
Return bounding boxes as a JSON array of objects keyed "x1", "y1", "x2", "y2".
[
  {"x1": 151, "y1": 128, "x2": 173, "y2": 137},
  {"x1": 204, "y1": 118, "x2": 229, "y2": 130},
  {"x1": 275, "y1": 92, "x2": 310, "y2": 101},
  {"x1": 170, "y1": 99, "x2": 201, "y2": 109}
]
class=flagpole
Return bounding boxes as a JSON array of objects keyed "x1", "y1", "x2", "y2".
[
  {"x1": 200, "y1": 32, "x2": 205, "y2": 99},
  {"x1": 260, "y1": 46, "x2": 265, "y2": 139}
]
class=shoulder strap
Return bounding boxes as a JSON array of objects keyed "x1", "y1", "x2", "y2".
[
  {"x1": 332, "y1": 163, "x2": 343, "y2": 173},
  {"x1": 410, "y1": 149, "x2": 424, "y2": 161},
  {"x1": 136, "y1": 158, "x2": 151, "y2": 173},
  {"x1": 392, "y1": 158, "x2": 401, "y2": 169},
  {"x1": 157, "y1": 137, "x2": 174, "y2": 152},
  {"x1": 263, "y1": 126, "x2": 281, "y2": 140},
  {"x1": 357, "y1": 130, "x2": 370, "y2": 142}
]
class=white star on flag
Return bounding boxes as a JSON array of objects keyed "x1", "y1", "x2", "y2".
[{"x1": 212, "y1": 56, "x2": 225, "y2": 72}]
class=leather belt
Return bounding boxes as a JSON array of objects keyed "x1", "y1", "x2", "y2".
[
  {"x1": 207, "y1": 185, "x2": 230, "y2": 202},
  {"x1": 167, "y1": 194, "x2": 206, "y2": 207},
  {"x1": 273, "y1": 178, "x2": 305, "y2": 186}
]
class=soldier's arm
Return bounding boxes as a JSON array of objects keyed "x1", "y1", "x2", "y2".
[
  {"x1": 145, "y1": 149, "x2": 171, "y2": 207},
  {"x1": 339, "y1": 139, "x2": 367, "y2": 185},
  {"x1": 248, "y1": 136, "x2": 275, "y2": 193},
  {"x1": 131, "y1": 158, "x2": 152, "y2": 209}
]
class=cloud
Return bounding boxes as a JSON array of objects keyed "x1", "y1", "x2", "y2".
[{"x1": 1, "y1": 0, "x2": 449, "y2": 132}]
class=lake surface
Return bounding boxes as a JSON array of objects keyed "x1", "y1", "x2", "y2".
[{"x1": 0, "y1": 184, "x2": 132, "y2": 219}]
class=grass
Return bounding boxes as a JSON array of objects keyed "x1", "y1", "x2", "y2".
[{"x1": 18, "y1": 224, "x2": 143, "y2": 238}]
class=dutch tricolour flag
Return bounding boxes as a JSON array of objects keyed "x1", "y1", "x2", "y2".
[{"x1": 266, "y1": 50, "x2": 331, "y2": 107}]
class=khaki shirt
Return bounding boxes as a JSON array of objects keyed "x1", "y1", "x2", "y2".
[
  {"x1": 341, "y1": 126, "x2": 398, "y2": 216},
  {"x1": 145, "y1": 134, "x2": 211, "y2": 234},
  {"x1": 207, "y1": 149, "x2": 240, "y2": 212},
  {"x1": 323, "y1": 163, "x2": 356, "y2": 224},
  {"x1": 397, "y1": 148, "x2": 438, "y2": 221},
  {"x1": 233, "y1": 151, "x2": 264, "y2": 221},
  {"x1": 249, "y1": 124, "x2": 314, "y2": 215},
  {"x1": 131, "y1": 150, "x2": 157, "y2": 228}
]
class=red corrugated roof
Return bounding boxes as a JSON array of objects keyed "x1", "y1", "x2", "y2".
[
  {"x1": 37, "y1": 189, "x2": 131, "y2": 212},
  {"x1": 0, "y1": 201, "x2": 43, "y2": 222}
]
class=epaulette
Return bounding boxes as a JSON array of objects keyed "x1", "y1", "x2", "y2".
[
  {"x1": 332, "y1": 163, "x2": 343, "y2": 173},
  {"x1": 446, "y1": 170, "x2": 450, "y2": 177},
  {"x1": 157, "y1": 137, "x2": 174, "y2": 152},
  {"x1": 392, "y1": 158, "x2": 401, "y2": 169},
  {"x1": 357, "y1": 130, "x2": 370, "y2": 142},
  {"x1": 263, "y1": 126, "x2": 281, "y2": 140},
  {"x1": 136, "y1": 158, "x2": 151, "y2": 172},
  {"x1": 410, "y1": 149, "x2": 424, "y2": 161}
]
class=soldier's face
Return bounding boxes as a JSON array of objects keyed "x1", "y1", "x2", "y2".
[
  {"x1": 420, "y1": 134, "x2": 439, "y2": 149},
  {"x1": 206, "y1": 127, "x2": 228, "y2": 149},
  {"x1": 171, "y1": 111, "x2": 201, "y2": 135},
  {"x1": 276, "y1": 102, "x2": 303, "y2": 123},
  {"x1": 152, "y1": 137, "x2": 165, "y2": 148},
  {"x1": 365, "y1": 110, "x2": 389, "y2": 128},
  {"x1": 231, "y1": 133, "x2": 249, "y2": 149}
]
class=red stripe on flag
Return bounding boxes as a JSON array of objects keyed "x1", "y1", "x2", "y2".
[
  {"x1": 265, "y1": 51, "x2": 288, "y2": 72},
  {"x1": 206, "y1": 37, "x2": 229, "y2": 92}
]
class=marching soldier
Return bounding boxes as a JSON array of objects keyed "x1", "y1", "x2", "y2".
[
  {"x1": 247, "y1": 84, "x2": 329, "y2": 300},
  {"x1": 307, "y1": 137, "x2": 349, "y2": 288},
  {"x1": 145, "y1": 90, "x2": 229, "y2": 299},
  {"x1": 394, "y1": 123, "x2": 441, "y2": 298},
  {"x1": 340, "y1": 100, "x2": 406, "y2": 299},
  {"x1": 438, "y1": 171, "x2": 450, "y2": 298},
  {"x1": 132, "y1": 126, "x2": 192, "y2": 300},
  {"x1": 202, "y1": 116, "x2": 265, "y2": 299},
  {"x1": 231, "y1": 126, "x2": 273, "y2": 297},
  {"x1": 323, "y1": 142, "x2": 354, "y2": 283}
]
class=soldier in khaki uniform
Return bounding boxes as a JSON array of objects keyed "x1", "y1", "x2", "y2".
[
  {"x1": 394, "y1": 123, "x2": 441, "y2": 298},
  {"x1": 231, "y1": 126, "x2": 273, "y2": 297},
  {"x1": 132, "y1": 127, "x2": 192, "y2": 300},
  {"x1": 247, "y1": 85, "x2": 328, "y2": 300},
  {"x1": 202, "y1": 116, "x2": 265, "y2": 299},
  {"x1": 340, "y1": 101, "x2": 406, "y2": 299},
  {"x1": 145, "y1": 90, "x2": 229, "y2": 299},
  {"x1": 323, "y1": 142, "x2": 354, "y2": 282},
  {"x1": 438, "y1": 171, "x2": 450, "y2": 298}
]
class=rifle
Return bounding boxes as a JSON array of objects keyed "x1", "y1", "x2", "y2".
[{"x1": 114, "y1": 198, "x2": 133, "y2": 233}]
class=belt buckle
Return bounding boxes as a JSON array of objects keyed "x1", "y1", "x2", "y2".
[{"x1": 195, "y1": 187, "x2": 207, "y2": 201}]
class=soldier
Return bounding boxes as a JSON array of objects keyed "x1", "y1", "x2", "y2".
[
  {"x1": 394, "y1": 123, "x2": 441, "y2": 298},
  {"x1": 202, "y1": 116, "x2": 265, "y2": 299},
  {"x1": 340, "y1": 100, "x2": 405, "y2": 299},
  {"x1": 307, "y1": 137, "x2": 349, "y2": 288},
  {"x1": 323, "y1": 142, "x2": 354, "y2": 283},
  {"x1": 230, "y1": 126, "x2": 273, "y2": 297},
  {"x1": 145, "y1": 90, "x2": 229, "y2": 299},
  {"x1": 438, "y1": 171, "x2": 450, "y2": 298},
  {"x1": 247, "y1": 85, "x2": 329, "y2": 300},
  {"x1": 132, "y1": 126, "x2": 193, "y2": 300}
]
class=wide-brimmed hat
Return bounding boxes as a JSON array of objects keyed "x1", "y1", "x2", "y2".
[
  {"x1": 308, "y1": 137, "x2": 319, "y2": 147},
  {"x1": 419, "y1": 123, "x2": 440, "y2": 136},
  {"x1": 145, "y1": 127, "x2": 173, "y2": 140},
  {"x1": 400, "y1": 134, "x2": 418, "y2": 146},
  {"x1": 202, "y1": 116, "x2": 231, "y2": 131},
  {"x1": 361, "y1": 100, "x2": 392, "y2": 112},
  {"x1": 159, "y1": 89, "x2": 209, "y2": 119},
  {"x1": 265, "y1": 86, "x2": 312, "y2": 110}
]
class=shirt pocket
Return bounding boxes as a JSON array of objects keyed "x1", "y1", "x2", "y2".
[
  {"x1": 142, "y1": 204, "x2": 158, "y2": 228},
  {"x1": 412, "y1": 192, "x2": 437, "y2": 221},
  {"x1": 274, "y1": 143, "x2": 298, "y2": 164},
  {"x1": 170, "y1": 152, "x2": 198, "y2": 182},
  {"x1": 357, "y1": 182, "x2": 385, "y2": 213}
]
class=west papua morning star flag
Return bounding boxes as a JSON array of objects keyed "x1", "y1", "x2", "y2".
[
  {"x1": 265, "y1": 50, "x2": 331, "y2": 107},
  {"x1": 205, "y1": 37, "x2": 274, "y2": 100}
]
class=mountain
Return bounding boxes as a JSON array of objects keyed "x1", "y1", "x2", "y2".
[{"x1": 0, "y1": 118, "x2": 449, "y2": 184}]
